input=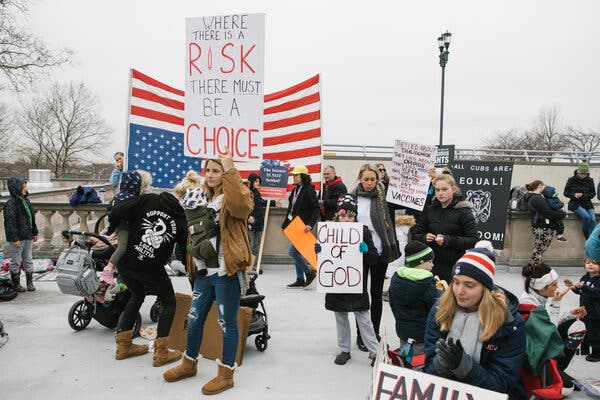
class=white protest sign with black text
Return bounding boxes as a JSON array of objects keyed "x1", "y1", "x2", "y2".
[
  {"x1": 184, "y1": 13, "x2": 265, "y2": 161},
  {"x1": 372, "y1": 362, "x2": 507, "y2": 400},
  {"x1": 386, "y1": 140, "x2": 437, "y2": 211},
  {"x1": 316, "y1": 222, "x2": 363, "y2": 293}
]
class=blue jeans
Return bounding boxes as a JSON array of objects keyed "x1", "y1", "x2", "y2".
[
  {"x1": 574, "y1": 206, "x2": 596, "y2": 238},
  {"x1": 288, "y1": 243, "x2": 312, "y2": 280},
  {"x1": 185, "y1": 273, "x2": 241, "y2": 366}
]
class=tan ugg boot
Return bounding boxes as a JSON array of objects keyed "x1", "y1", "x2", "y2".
[
  {"x1": 153, "y1": 336, "x2": 182, "y2": 367},
  {"x1": 201, "y1": 360, "x2": 236, "y2": 395},
  {"x1": 163, "y1": 353, "x2": 199, "y2": 382},
  {"x1": 115, "y1": 330, "x2": 149, "y2": 360}
]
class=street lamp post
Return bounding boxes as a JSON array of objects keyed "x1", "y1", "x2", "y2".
[{"x1": 437, "y1": 31, "x2": 452, "y2": 146}]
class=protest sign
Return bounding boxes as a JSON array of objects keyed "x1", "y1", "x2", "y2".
[
  {"x1": 450, "y1": 161, "x2": 513, "y2": 249},
  {"x1": 372, "y1": 362, "x2": 507, "y2": 400},
  {"x1": 184, "y1": 13, "x2": 265, "y2": 161},
  {"x1": 316, "y1": 222, "x2": 363, "y2": 293},
  {"x1": 435, "y1": 144, "x2": 455, "y2": 167},
  {"x1": 386, "y1": 140, "x2": 437, "y2": 211},
  {"x1": 283, "y1": 216, "x2": 317, "y2": 269},
  {"x1": 258, "y1": 159, "x2": 289, "y2": 199}
]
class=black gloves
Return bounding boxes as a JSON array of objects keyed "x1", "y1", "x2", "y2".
[
  {"x1": 315, "y1": 243, "x2": 322, "y2": 253},
  {"x1": 435, "y1": 337, "x2": 473, "y2": 379}
]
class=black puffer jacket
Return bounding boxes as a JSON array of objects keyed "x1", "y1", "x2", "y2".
[
  {"x1": 411, "y1": 196, "x2": 478, "y2": 282},
  {"x1": 325, "y1": 227, "x2": 379, "y2": 312},
  {"x1": 248, "y1": 174, "x2": 273, "y2": 232},
  {"x1": 527, "y1": 192, "x2": 565, "y2": 230},
  {"x1": 3, "y1": 178, "x2": 38, "y2": 242},
  {"x1": 281, "y1": 183, "x2": 320, "y2": 230},
  {"x1": 564, "y1": 170, "x2": 596, "y2": 211},
  {"x1": 321, "y1": 176, "x2": 347, "y2": 221}
]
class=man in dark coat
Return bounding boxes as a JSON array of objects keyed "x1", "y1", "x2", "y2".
[
  {"x1": 563, "y1": 162, "x2": 596, "y2": 238},
  {"x1": 320, "y1": 165, "x2": 347, "y2": 221},
  {"x1": 3, "y1": 177, "x2": 38, "y2": 292}
]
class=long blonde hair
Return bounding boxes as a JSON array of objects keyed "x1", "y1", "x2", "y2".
[
  {"x1": 202, "y1": 159, "x2": 224, "y2": 200},
  {"x1": 435, "y1": 285, "x2": 507, "y2": 342}
]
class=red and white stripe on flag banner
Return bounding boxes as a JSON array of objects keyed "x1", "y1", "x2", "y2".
[
  {"x1": 262, "y1": 74, "x2": 322, "y2": 191},
  {"x1": 128, "y1": 69, "x2": 322, "y2": 191}
]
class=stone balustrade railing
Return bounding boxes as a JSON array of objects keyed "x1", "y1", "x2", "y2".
[{"x1": 0, "y1": 202, "x2": 109, "y2": 257}]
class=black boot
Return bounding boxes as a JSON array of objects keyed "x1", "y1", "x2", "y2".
[
  {"x1": 25, "y1": 272, "x2": 35, "y2": 291},
  {"x1": 11, "y1": 273, "x2": 26, "y2": 293}
]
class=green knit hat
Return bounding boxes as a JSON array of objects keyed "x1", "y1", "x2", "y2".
[
  {"x1": 577, "y1": 162, "x2": 590, "y2": 174},
  {"x1": 404, "y1": 241, "x2": 435, "y2": 268}
]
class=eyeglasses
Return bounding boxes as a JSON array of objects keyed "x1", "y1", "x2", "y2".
[{"x1": 378, "y1": 168, "x2": 386, "y2": 172}]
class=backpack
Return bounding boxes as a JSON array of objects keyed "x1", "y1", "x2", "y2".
[
  {"x1": 56, "y1": 246, "x2": 100, "y2": 296},
  {"x1": 0, "y1": 278, "x2": 17, "y2": 302},
  {"x1": 184, "y1": 206, "x2": 219, "y2": 269},
  {"x1": 69, "y1": 186, "x2": 102, "y2": 206},
  {"x1": 509, "y1": 186, "x2": 529, "y2": 211}
]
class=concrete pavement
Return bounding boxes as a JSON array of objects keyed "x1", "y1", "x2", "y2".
[{"x1": 1, "y1": 265, "x2": 596, "y2": 400}]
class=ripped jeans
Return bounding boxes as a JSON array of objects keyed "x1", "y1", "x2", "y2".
[{"x1": 185, "y1": 273, "x2": 241, "y2": 366}]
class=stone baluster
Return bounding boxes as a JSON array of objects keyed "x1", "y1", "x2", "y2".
[
  {"x1": 39, "y1": 210, "x2": 56, "y2": 251},
  {"x1": 59, "y1": 211, "x2": 72, "y2": 241},
  {"x1": 76, "y1": 210, "x2": 91, "y2": 232}
]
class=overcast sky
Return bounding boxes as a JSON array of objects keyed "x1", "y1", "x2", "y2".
[{"x1": 16, "y1": 0, "x2": 600, "y2": 161}]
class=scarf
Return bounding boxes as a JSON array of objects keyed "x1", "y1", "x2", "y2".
[
  {"x1": 449, "y1": 309, "x2": 483, "y2": 363},
  {"x1": 352, "y1": 183, "x2": 399, "y2": 263}
]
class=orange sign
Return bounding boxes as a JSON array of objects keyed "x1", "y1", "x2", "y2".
[{"x1": 283, "y1": 216, "x2": 317, "y2": 270}]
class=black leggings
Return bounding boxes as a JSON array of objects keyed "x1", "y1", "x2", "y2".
[
  {"x1": 556, "y1": 319, "x2": 577, "y2": 371},
  {"x1": 118, "y1": 268, "x2": 176, "y2": 338},
  {"x1": 357, "y1": 260, "x2": 387, "y2": 337}
]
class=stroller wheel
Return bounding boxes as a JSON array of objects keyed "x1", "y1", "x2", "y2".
[
  {"x1": 68, "y1": 300, "x2": 92, "y2": 331},
  {"x1": 132, "y1": 312, "x2": 142, "y2": 338},
  {"x1": 149, "y1": 301, "x2": 161, "y2": 323},
  {"x1": 255, "y1": 334, "x2": 268, "y2": 352}
]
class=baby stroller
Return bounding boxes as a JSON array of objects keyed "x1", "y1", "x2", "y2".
[
  {"x1": 240, "y1": 271, "x2": 270, "y2": 351},
  {"x1": 57, "y1": 230, "x2": 142, "y2": 336}
]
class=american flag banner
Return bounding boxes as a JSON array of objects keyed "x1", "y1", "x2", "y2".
[{"x1": 128, "y1": 69, "x2": 322, "y2": 190}]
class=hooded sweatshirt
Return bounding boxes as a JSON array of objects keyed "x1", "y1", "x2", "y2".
[
  {"x1": 3, "y1": 177, "x2": 38, "y2": 242},
  {"x1": 108, "y1": 192, "x2": 187, "y2": 275}
]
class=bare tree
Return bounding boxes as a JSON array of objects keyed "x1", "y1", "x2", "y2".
[
  {"x1": 0, "y1": 102, "x2": 13, "y2": 161},
  {"x1": 18, "y1": 97, "x2": 54, "y2": 168},
  {"x1": 18, "y1": 82, "x2": 112, "y2": 176},
  {"x1": 527, "y1": 105, "x2": 566, "y2": 152},
  {"x1": 564, "y1": 126, "x2": 600, "y2": 156},
  {"x1": 0, "y1": 0, "x2": 72, "y2": 91},
  {"x1": 483, "y1": 128, "x2": 527, "y2": 149}
]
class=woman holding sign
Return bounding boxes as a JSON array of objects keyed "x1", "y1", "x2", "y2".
[
  {"x1": 164, "y1": 148, "x2": 254, "y2": 395},
  {"x1": 424, "y1": 244, "x2": 527, "y2": 400},
  {"x1": 281, "y1": 165, "x2": 320, "y2": 288},
  {"x1": 351, "y1": 164, "x2": 400, "y2": 348},
  {"x1": 412, "y1": 174, "x2": 477, "y2": 283}
]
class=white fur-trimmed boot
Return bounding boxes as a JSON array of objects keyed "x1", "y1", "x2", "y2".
[
  {"x1": 163, "y1": 353, "x2": 199, "y2": 382},
  {"x1": 201, "y1": 359, "x2": 236, "y2": 395}
]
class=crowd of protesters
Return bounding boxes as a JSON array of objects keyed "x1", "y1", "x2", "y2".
[{"x1": 3, "y1": 156, "x2": 600, "y2": 399}]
